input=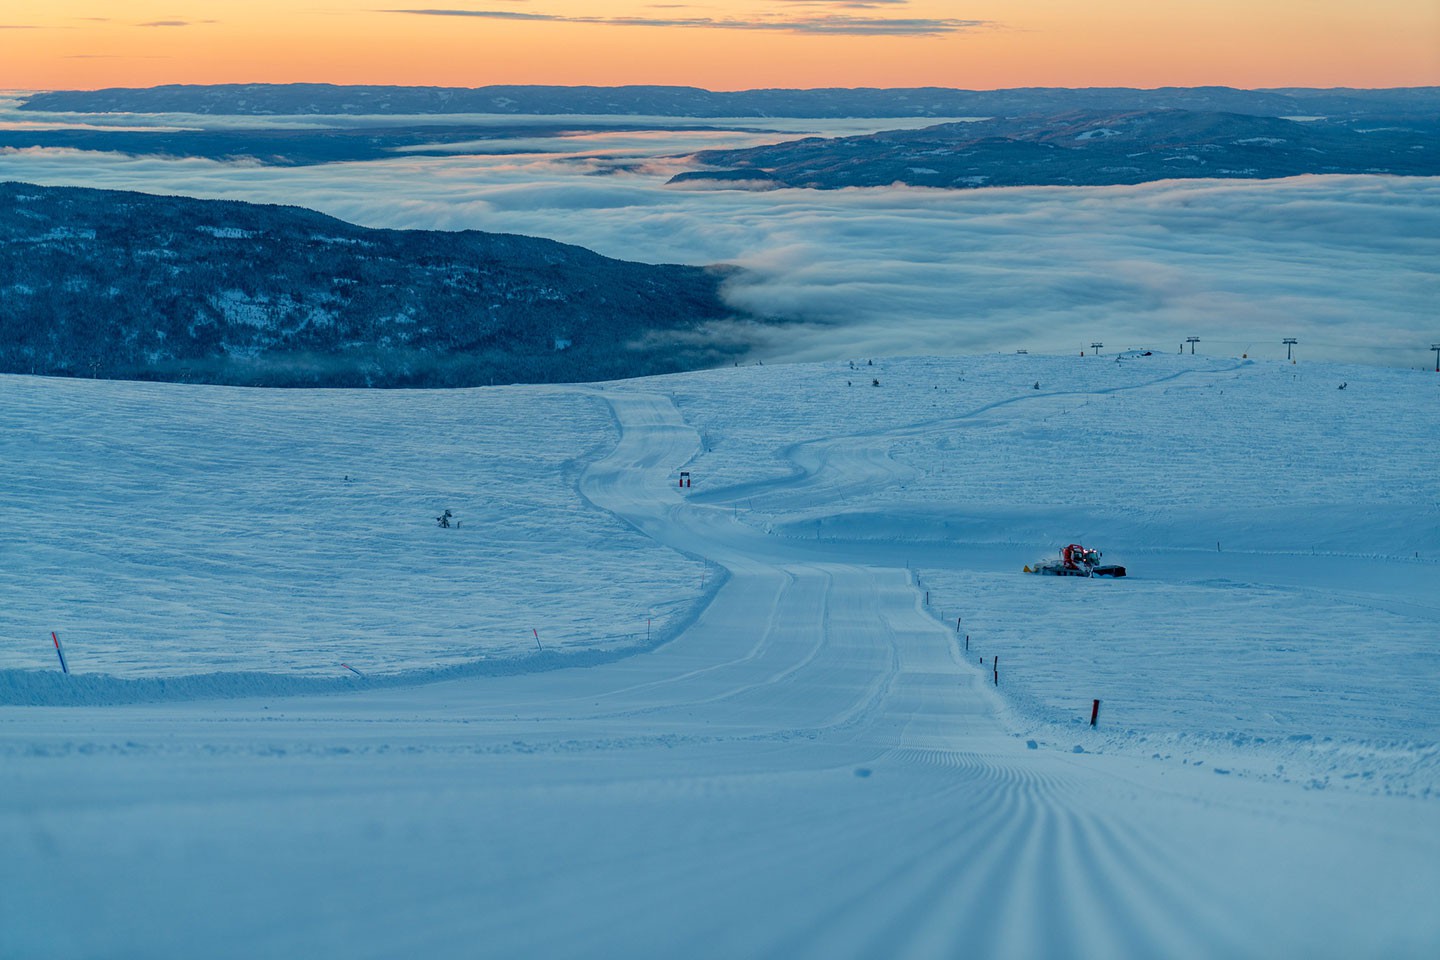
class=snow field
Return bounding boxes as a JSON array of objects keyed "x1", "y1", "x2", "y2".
[
  {"x1": 3, "y1": 356, "x2": 1439, "y2": 958},
  {"x1": 911, "y1": 568, "x2": 1440, "y2": 795},
  {"x1": 655, "y1": 354, "x2": 1439, "y2": 555},
  {"x1": 0, "y1": 375, "x2": 707, "y2": 685},
  {"x1": 629, "y1": 354, "x2": 1440, "y2": 794}
]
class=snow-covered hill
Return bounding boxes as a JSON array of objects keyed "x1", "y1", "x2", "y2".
[
  {"x1": 2, "y1": 353, "x2": 1437, "y2": 957},
  {"x1": 0, "y1": 376, "x2": 707, "y2": 686}
]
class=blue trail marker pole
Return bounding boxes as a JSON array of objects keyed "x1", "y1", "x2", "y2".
[{"x1": 51, "y1": 631, "x2": 69, "y2": 675}]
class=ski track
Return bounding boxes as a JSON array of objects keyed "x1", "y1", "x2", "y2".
[
  {"x1": 682, "y1": 362, "x2": 1245, "y2": 517},
  {"x1": 650, "y1": 361, "x2": 1440, "y2": 793},
  {"x1": 3, "y1": 380, "x2": 1439, "y2": 957}
]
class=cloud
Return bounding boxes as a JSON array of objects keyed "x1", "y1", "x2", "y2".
[
  {"x1": 0, "y1": 120, "x2": 196, "y2": 132},
  {"x1": 0, "y1": 118, "x2": 1432, "y2": 368},
  {"x1": 136, "y1": 20, "x2": 215, "y2": 28},
  {"x1": 384, "y1": 8, "x2": 986, "y2": 36}
]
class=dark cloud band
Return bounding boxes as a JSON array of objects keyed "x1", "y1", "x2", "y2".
[{"x1": 383, "y1": 8, "x2": 987, "y2": 36}]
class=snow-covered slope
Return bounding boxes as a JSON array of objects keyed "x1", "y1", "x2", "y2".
[
  {"x1": 643, "y1": 354, "x2": 1440, "y2": 795},
  {"x1": 0, "y1": 376, "x2": 708, "y2": 689},
  {"x1": 2, "y1": 354, "x2": 1437, "y2": 958}
]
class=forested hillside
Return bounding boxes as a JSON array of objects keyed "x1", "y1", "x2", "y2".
[
  {"x1": 673, "y1": 109, "x2": 1440, "y2": 189},
  {"x1": 0, "y1": 183, "x2": 759, "y2": 386},
  {"x1": 21, "y1": 83, "x2": 1440, "y2": 120}
]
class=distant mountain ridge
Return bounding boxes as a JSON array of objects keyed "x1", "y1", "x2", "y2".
[
  {"x1": 0, "y1": 183, "x2": 762, "y2": 387},
  {"x1": 670, "y1": 109, "x2": 1440, "y2": 190},
  {"x1": 20, "y1": 83, "x2": 1440, "y2": 120},
  {"x1": 0, "y1": 121, "x2": 695, "y2": 167}
]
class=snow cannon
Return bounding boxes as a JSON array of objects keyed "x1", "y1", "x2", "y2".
[{"x1": 1026, "y1": 543, "x2": 1126, "y2": 578}]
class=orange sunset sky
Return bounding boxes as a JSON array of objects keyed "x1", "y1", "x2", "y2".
[{"x1": 2, "y1": 1, "x2": 1437, "y2": 92}]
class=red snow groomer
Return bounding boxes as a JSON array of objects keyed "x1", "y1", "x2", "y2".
[{"x1": 1025, "y1": 543, "x2": 1127, "y2": 578}]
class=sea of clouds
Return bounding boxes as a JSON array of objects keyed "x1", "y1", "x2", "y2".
[{"x1": 1, "y1": 106, "x2": 1434, "y2": 367}]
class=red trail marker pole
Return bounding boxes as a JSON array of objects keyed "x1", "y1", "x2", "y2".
[
  {"x1": 51, "y1": 632, "x2": 69, "y2": 675},
  {"x1": 1090, "y1": 699, "x2": 1101, "y2": 727},
  {"x1": 341, "y1": 663, "x2": 364, "y2": 678},
  {"x1": 533, "y1": 628, "x2": 543, "y2": 652}
]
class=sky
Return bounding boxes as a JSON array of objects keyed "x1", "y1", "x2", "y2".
[{"x1": 2, "y1": 1, "x2": 1438, "y2": 92}]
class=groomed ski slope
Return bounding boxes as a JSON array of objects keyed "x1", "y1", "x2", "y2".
[{"x1": 2, "y1": 354, "x2": 1438, "y2": 958}]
